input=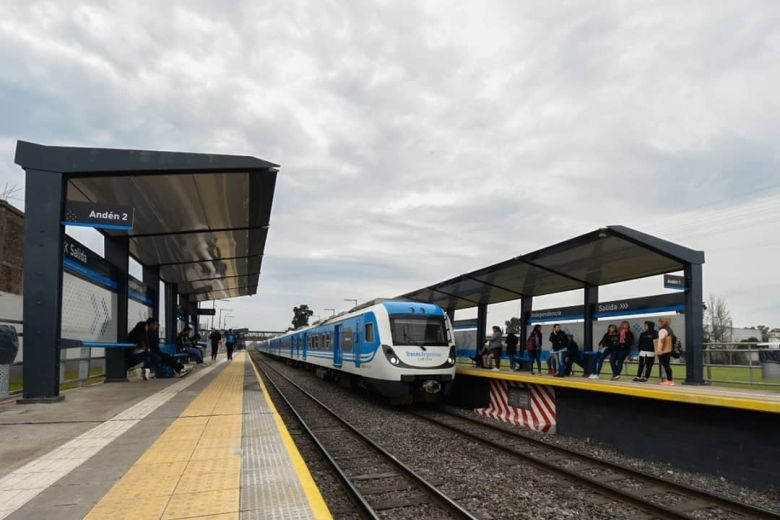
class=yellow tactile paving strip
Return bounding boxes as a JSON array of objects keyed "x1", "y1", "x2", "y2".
[
  {"x1": 85, "y1": 354, "x2": 246, "y2": 520},
  {"x1": 458, "y1": 366, "x2": 780, "y2": 413}
]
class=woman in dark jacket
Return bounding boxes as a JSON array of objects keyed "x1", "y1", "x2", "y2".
[
  {"x1": 527, "y1": 325, "x2": 543, "y2": 375},
  {"x1": 610, "y1": 320, "x2": 635, "y2": 380},
  {"x1": 633, "y1": 321, "x2": 657, "y2": 382},
  {"x1": 592, "y1": 324, "x2": 619, "y2": 379},
  {"x1": 127, "y1": 321, "x2": 152, "y2": 380}
]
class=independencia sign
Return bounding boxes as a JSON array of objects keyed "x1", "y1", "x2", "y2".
[{"x1": 63, "y1": 201, "x2": 134, "y2": 231}]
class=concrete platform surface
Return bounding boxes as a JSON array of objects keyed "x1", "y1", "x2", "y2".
[
  {"x1": 457, "y1": 365, "x2": 780, "y2": 413},
  {"x1": 0, "y1": 353, "x2": 331, "y2": 520}
]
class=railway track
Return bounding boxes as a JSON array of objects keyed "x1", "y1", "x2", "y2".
[
  {"x1": 251, "y1": 354, "x2": 478, "y2": 519},
  {"x1": 410, "y1": 408, "x2": 780, "y2": 520}
]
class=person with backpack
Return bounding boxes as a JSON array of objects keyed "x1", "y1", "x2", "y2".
[
  {"x1": 209, "y1": 329, "x2": 222, "y2": 361},
  {"x1": 610, "y1": 320, "x2": 635, "y2": 380},
  {"x1": 526, "y1": 325, "x2": 543, "y2": 375},
  {"x1": 633, "y1": 321, "x2": 657, "y2": 382},
  {"x1": 592, "y1": 324, "x2": 619, "y2": 379},
  {"x1": 548, "y1": 324, "x2": 569, "y2": 375},
  {"x1": 225, "y1": 329, "x2": 237, "y2": 360},
  {"x1": 655, "y1": 317, "x2": 675, "y2": 385},
  {"x1": 506, "y1": 331, "x2": 519, "y2": 371}
]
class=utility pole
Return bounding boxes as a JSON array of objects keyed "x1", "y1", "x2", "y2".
[{"x1": 324, "y1": 308, "x2": 335, "y2": 318}]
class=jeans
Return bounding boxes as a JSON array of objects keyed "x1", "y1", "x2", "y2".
[
  {"x1": 610, "y1": 350, "x2": 628, "y2": 376},
  {"x1": 226, "y1": 344, "x2": 235, "y2": 360},
  {"x1": 128, "y1": 351, "x2": 152, "y2": 370},
  {"x1": 527, "y1": 350, "x2": 541, "y2": 372},
  {"x1": 637, "y1": 353, "x2": 655, "y2": 379},
  {"x1": 658, "y1": 353, "x2": 673, "y2": 381},
  {"x1": 211, "y1": 342, "x2": 219, "y2": 360},
  {"x1": 188, "y1": 347, "x2": 204, "y2": 364},
  {"x1": 594, "y1": 347, "x2": 613, "y2": 375}
]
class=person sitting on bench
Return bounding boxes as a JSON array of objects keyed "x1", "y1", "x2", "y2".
[
  {"x1": 145, "y1": 318, "x2": 191, "y2": 377},
  {"x1": 177, "y1": 326, "x2": 206, "y2": 366}
]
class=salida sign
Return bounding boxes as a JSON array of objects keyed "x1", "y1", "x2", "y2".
[{"x1": 63, "y1": 201, "x2": 134, "y2": 231}]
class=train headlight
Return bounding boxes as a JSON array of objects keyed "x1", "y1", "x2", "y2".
[
  {"x1": 446, "y1": 346, "x2": 456, "y2": 365},
  {"x1": 390, "y1": 356, "x2": 399, "y2": 365},
  {"x1": 383, "y1": 344, "x2": 402, "y2": 366}
]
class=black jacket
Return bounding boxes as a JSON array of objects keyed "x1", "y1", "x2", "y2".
[
  {"x1": 599, "y1": 332, "x2": 619, "y2": 350},
  {"x1": 176, "y1": 333, "x2": 193, "y2": 353},
  {"x1": 549, "y1": 330, "x2": 569, "y2": 351},
  {"x1": 209, "y1": 330, "x2": 222, "y2": 345},
  {"x1": 638, "y1": 330, "x2": 657, "y2": 352},
  {"x1": 505, "y1": 333, "x2": 518, "y2": 355}
]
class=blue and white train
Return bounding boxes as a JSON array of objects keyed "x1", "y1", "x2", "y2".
[{"x1": 258, "y1": 300, "x2": 457, "y2": 401}]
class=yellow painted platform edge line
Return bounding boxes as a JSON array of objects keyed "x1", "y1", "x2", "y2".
[
  {"x1": 457, "y1": 367, "x2": 780, "y2": 414},
  {"x1": 248, "y1": 356, "x2": 333, "y2": 520}
]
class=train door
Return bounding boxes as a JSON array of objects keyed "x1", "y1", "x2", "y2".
[
  {"x1": 333, "y1": 325, "x2": 343, "y2": 367},
  {"x1": 290, "y1": 336, "x2": 294, "y2": 358},
  {"x1": 302, "y1": 332, "x2": 308, "y2": 361},
  {"x1": 353, "y1": 319, "x2": 361, "y2": 368}
]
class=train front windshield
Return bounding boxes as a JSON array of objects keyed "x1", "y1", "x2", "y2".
[{"x1": 390, "y1": 316, "x2": 448, "y2": 346}]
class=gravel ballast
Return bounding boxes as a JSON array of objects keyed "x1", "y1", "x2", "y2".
[{"x1": 254, "y1": 355, "x2": 780, "y2": 519}]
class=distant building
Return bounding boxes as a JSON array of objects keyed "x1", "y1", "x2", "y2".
[
  {"x1": 731, "y1": 327, "x2": 762, "y2": 343},
  {"x1": 0, "y1": 200, "x2": 24, "y2": 295}
]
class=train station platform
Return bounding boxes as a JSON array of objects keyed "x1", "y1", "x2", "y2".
[
  {"x1": 0, "y1": 352, "x2": 331, "y2": 520},
  {"x1": 451, "y1": 365, "x2": 780, "y2": 490},
  {"x1": 456, "y1": 365, "x2": 780, "y2": 414}
]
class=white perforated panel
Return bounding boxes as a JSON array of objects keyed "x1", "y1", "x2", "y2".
[{"x1": 61, "y1": 273, "x2": 118, "y2": 343}]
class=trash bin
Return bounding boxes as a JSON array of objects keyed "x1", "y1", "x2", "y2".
[
  {"x1": 0, "y1": 325, "x2": 20, "y2": 398},
  {"x1": 759, "y1": 350, "x2": 780, "y2": 380}
]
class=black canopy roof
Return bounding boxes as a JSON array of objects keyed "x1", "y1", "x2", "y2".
[
  {"x1": 15, "y1": 140, "x2": 278, "y2": 301},
  {"x1": 401, "y1": 226, "x2": 704, "y2": 311}
]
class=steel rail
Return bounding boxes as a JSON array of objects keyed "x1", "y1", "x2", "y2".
[
  {"x1": 252, "y1": 355, "x2": 477, "y2": 520},
  {"x1": 410, "y1": 410, "x2": 697, "y2": 520},
  {"x1": 431, "y1": 409, "x2": 780, "y2": 520}
]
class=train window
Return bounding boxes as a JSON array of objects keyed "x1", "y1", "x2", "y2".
[
  {"x1": 342, "y1": 327, "x2": 353, "y2": 352},
  {"x1": 325, "y1": 333, "x2": 331, "y2": 350},
  {"x1": 365, "y1": 323, "x2": 375, "y2": 343}
]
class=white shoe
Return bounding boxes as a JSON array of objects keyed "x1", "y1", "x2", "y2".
[
  {"x1": 142, "y1": 368, "x2": 150, "y2": 381},
  {"x1": 589, "y1": 374, "x2": 599, "y2": 379}
]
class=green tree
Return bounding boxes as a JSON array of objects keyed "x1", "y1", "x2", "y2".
[
  {"x1": 292, "y1": 304, "x2": 314, "y2": 329},
  {"x1": 505, "y1": 317, "x2": 522, "y2": 334}
]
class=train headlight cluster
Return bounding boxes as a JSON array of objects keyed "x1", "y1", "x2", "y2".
[{"x1": 383, "y1": 344, "x2": 401, "y2": 365}]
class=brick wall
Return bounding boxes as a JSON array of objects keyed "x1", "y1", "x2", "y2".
[{"x1": 0, "y1": 200, "x2": 24, "y2": 295}]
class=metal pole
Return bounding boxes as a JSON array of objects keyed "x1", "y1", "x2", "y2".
[
  {"x1": 104, "y1": 235, "x2": 129, "y2": 383},
  {"x1": 20, "y1": 169, "x2": 66, "y2": 402},
  {"x1": 583, "y1": 285, "x2": 598, "y2": 352},
  {"x1": 684, "y1": 263, "x2": 705, "y2": 384},
  {"x1": 210, "y1": 299, "x2": 215, "y2": 330},
  {"x1": 476, "y1": 303, "x2": 488, "y2": 356},
  {"x1": 325, "y1": 308, "x2": 335, "y2": 318}
]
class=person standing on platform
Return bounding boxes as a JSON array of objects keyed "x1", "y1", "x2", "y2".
[
  {"x1": 485, "y1": 326, "x2": 503, "y2": 371},
  {"x1": 655, "y1": 317, "x2": 675, "y2": 385},
  {"x1": 548, "y1": 324, "x2": 568, "y2": 375},
  {"x1": 527, "y1": 325, "x2": 543, "y2": 375},
  {"x1": 209, "y1": 329, "x2": 222, "y2": 361},
  {"x1": 611, "y1": 320, "x2": 634, "y2": 380},
  {"x1": 506, "y1": 331, "x2": 519, "y2": 371},
  {"x1": 225, "y1": 329, "x2": 237, "y2": 361},
  {"x1": 592, "y1": 324, "x2": 619, "y2": 379},
  {"x1": 633, "y1": 321, "x2": 657, "y2": 382}
]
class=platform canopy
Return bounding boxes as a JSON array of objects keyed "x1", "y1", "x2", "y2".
[
  {"x1": 15, "y1": 141, "x2": 278, "y2": 301},
  {"x1": 401, "y1": 226, "x2": 705, "y2": 311}
]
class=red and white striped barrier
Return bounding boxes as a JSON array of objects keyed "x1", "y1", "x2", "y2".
[{"x1": 475, "y1": 379, "x2": 557, "y2": 433}]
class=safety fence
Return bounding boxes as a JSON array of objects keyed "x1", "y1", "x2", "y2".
[{"x1": 703, "y1": 342, "x2": 780, "y2": 388}]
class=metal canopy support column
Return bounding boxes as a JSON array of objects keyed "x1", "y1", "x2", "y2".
[
  {"x1": 20, "y1": 169, "x2": 66, "y2": 402},
  {"x1": 685, "y1": 263, "x2": 705, "y2": 384},
  {"x1": 165, "y1": 282, "x2": 178, "y2": 345},
  {"x1": 143, "y1": 265, "x2": 160, "y2": 320},
  {"x1": 104, "y1": 236, "x2": 129, "y2": 382},
  {"x1": 476, "y1": 303, "x2": 488, "y2": 357},
  {"x1": 583, "y1": 285, "x2": 598, "y2": 352},
  {"x1": 520, "y1": 296, "x2": 532, "y2": 350}
]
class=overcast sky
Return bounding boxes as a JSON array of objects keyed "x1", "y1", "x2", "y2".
[{"x1": 2, "y1": 1, "x2": 779, "y2": 332}]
